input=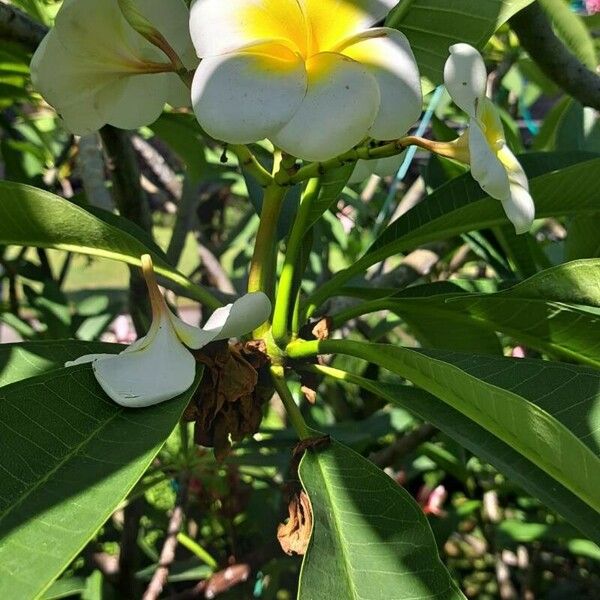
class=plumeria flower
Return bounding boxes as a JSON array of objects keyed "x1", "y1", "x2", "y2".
[
  {"x1": 31, "y1": 0, "x2": 197, "y2": 135},
  {"x1": 189, "y1": 0, "x2": 422, "y2": 161},
  {"x1": 66, "y1": 255, "x2": 271, "y2": 408},
  {"x1": 443, "y1": 44, "x2": 535, "y2": 234}
]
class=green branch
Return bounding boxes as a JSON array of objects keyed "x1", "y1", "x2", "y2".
[
  {"x1": 511, "y1": 3, "x2": 600, "y2": 110},
  {"x1": 272, "y1": 178, "x2": 321, "y2": 346}
]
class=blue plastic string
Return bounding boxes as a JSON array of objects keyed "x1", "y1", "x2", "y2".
[{"x1": 373, "y1": 85, "x2": 445, "y2": 235}]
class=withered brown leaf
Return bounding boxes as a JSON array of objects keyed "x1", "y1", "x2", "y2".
[{"x1": 277, "y1": 491, "x2": 313, "y2": 556}]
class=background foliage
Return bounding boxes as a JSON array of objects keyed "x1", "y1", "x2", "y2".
[{"x1": 0, "y1": 0, "x2": 599, "y2": 599}]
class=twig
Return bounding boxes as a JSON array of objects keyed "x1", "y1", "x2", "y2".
[
  {"x1": 0, "y1": 2, "x2": 46, "y2": 50},
  {"x1": 118, "y1": 498, "x2": 144, "y2": 598},
  {"x1": 143, "y1": 479, "x2": 188, "y2": 600},
  {"x1": 370, "y1": 423, "x2": 438, "y2": 468},
  {"x1": 100, "y1": 125, "x2": 153, "y2": 334},
  {"x1": 511, "y1": 3, "x2": 600, "y2": 110}
]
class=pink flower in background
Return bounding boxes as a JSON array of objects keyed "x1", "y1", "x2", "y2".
[{"x1": 587, "y1": 0, "x2": 600, "y2": 14}]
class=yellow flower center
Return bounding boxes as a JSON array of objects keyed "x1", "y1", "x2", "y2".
[{"x1": 241, "y1": 0, "x2": 374, "y2": 62}]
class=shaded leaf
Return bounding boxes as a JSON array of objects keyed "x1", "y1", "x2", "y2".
[{"x1": 0, "y1": 357, "x2": 202, "y2": 598}]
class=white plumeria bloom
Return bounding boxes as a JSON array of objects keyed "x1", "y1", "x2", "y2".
[
  {"x1": 189, "y1": 0, "x2": 422, "y2": 162},
  {"x1": 31, "y1": 0, "x2": 197, "y2": 135},
  {"x1": 444, "y1": 43, "x2": 535, "y2": 234},
  {"x1": 67, "y1": 255, "x2": 271, "y2": 408}
]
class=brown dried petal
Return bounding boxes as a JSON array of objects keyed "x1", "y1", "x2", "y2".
[
  {"x1": 312, "y1": 316, "x2": 333, "y2": 341},
  {"x1": 277, "y1": 491, "x2": 313, "y2": 556}
]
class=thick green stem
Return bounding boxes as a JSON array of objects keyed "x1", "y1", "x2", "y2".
[
  {"x1": 272, "y1": 178, "x2": 321, "y2": 346},
  {"x1": 230, "y1": 145, "x2": 273, "y2": 187},
  {"x1": 270, "y1": 366, "x2": 311, "y2": 440},
  {"x1": 275, "y1": 136, "x2": 423, "y2": 186},
  {"x1": 247, "y1": 184, "x2": 288, "y2": 297}
]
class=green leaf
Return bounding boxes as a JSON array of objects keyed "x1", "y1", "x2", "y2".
[
  {"x1": 289, "y1": 341, "x2": 600, "y2": 517},
  {"x1": 368, "y1": 154, "x2": 600, "y2": 259},
  {"x1": 0, "y1": 181, "x2": 219, "y2": 309},
  {"x1": 0, "y1": 358, "x2": 203, "y2": 599},
  {"x1": 0, "y1": 340, "x2": 122, "y2": 388},
  {"x1": 303, "y1": 163, "x2": 355, "y2": 233},
  {"x1": 305, "y1": 154, "x2": 600, "y2": 313},
  {"x1": 339, "y1": 260, "x2": 600, "y2": 366},
  {"x1": 315, "y1": 367, "x2": 600, "y2": 543},
  {"x1": 538, "y1": 0, "x2": 597, "y2": 69},
  {"x1": 298, "y1": 438, "x2": 465, "y2": 599},
  {"x1": 387, "y1": 0, "x2": 535, "y2": 89}
]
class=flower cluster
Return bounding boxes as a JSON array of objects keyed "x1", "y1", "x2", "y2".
[{"x1": 31, "y1": 0, "x2": 197, "y2": 134}]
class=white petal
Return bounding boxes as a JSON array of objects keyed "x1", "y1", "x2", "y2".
[
  {"x1": 469, "y1": 120, "x2": 510, "y2": 201},
  {"x1": 373, "y1": 153, "x2": 404, "y2": 178},
  {"x1": 444, "y1": 43, "x2": 487, "y2": 118},
  {"x1": 166, "y1": 73, "x2": 192, "y2": 108},
  {"x1": 272, "y1": 52, "x2": 380, "y2": 161},
  {"x1": 502, "y1": 182, "x2": 535, "y2": 235},
  {"x1": 31, "y1": 32, "x2": 108, "y2": 134},
  {"x1": 54, "y1": 0, "x2": 141, "y2": 61},
  {"x1": 497, "y1": 144, "x2": 529, "y2": 191},
  {"x1": 136, "y1": 0, "x2": 197, "y2": 68},
  {"x1": 65, "y1": 353, "x2": 115, "y2": 367},
  {"x1": 341, "y1": 28, "x2": 422, "y2": 140},
  {"x1": 95, "y1": 73, "x2": 169, "y2": 130},
  {"x1": 302, "y1": 0, "x2": 397, "y2": 52},
  {"x1": 189, "y1": 0, "x2": 306, "y2": 57},
  {"x1": 349, "y1": 159, "x2": 375, "y2": 184},
  {"x1": 93, "y1": 315, "x2": 196, "y2": 408},
  {"x1": 213, "y1": 291, "x2": 272, "y2": 341},
  {"x1": 170, "y1": 292, "x2": 272, "y2": 349},
  {"x1": 192, "y1": 47, "x2": 307, "y2": 144}
]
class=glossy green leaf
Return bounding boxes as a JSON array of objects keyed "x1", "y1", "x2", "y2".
[
  {"x1": 298, "y1": 438, "x2": 465, "y2": 599},
  {"x1": 387, "y1": 0, "x2": 535, "y2": 89},
  {"x1": 305, "y1": 154, "x2": 600, "y2": 313},
  {"x1": 367, "y1": 154, "x2": 600, "y2": 261},
  {"x1": 538, "y1": 0, "x2": 597, "y2": 69},
  {"x1": 0, "y1": 181, "x2": 219, "y2": 308},
  {"x1": 0, "y1": 340, "x2": 122, "y2": 388},
  {"x1": 288, "y1": 340, "x2": 600, "y2": 516},
  {"x1": 0, "y1": 353, "x2": 203, "y2": 599},
  {"x1": 314, "y1": 366, "x2": 600, "y2": 543},
  {"x1": 336, "y1": 260, "x2": 600, "y2": 366}
]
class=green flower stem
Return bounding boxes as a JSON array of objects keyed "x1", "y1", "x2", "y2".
[
  {"x1": 275, "y1": 136, "x2": 433, "y2": 186},
  {"x1": 272, "y1": 178, "x2": 321, "y2": 346},
  {"x1": 230, "y1": 145, "x2": 273, "y2": 187},
  {"x1": 270, "y1": 365, "x2": 311, "y2": 440},
  {"x1": 247, "y1": 181, "x2": 289, "y2": 339},
  {"x1": 176, "y1": 532, "x2": 219, "y2": 570}
]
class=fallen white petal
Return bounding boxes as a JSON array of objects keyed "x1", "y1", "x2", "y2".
[
  {"x1": 170, "y1": 292, "x2": 272, "y2": 349},
  {"x1": 65, "y1": 353, "x2": 116, "y2": 368},
  {"x1": 92, "y1": 314, "x2": 196, "y2": 408},
  {"x1": 192, "y1": 46, "x2": 307, "y2": 144},
  {"x1": 341, "y1": 28, "x2": 422, "y2": 140},
  {"x1": 444, "y1": 43, "x2": 487, "y2": 118},
  {"x1": 272, "y1": 52, "x2": 380, "y2": 161}
]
